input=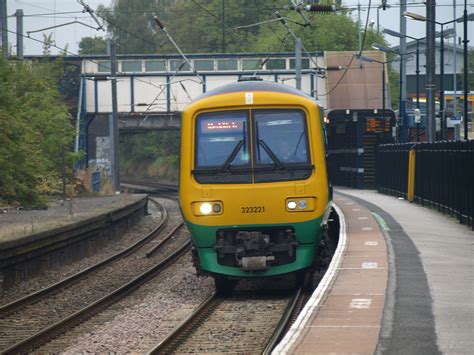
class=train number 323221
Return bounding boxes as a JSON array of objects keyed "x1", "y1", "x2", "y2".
[{"x1": 240, "y1": 206, "x2": 265, "y2": 213}]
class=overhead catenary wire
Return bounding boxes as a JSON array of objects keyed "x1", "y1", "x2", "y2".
[
  {"x1": 273, "y1": 11, "x2": 322, "y2": 70},
  {"x1": 188, "y1": 0, "x2": 250, "y2": 44},
  {"x1": 2, "y1": 27, "x2": 187, "y2": 94},
  {"x1": 358, "y1": 0, "x2": 372, "y2": 58},
  {"x1": 77, "y1": 0, "x2": 104, "y2": 31},
  {"x1": 254, "y1": 0, "x2": 285, "y2": 42}
]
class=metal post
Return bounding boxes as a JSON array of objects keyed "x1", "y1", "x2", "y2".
[
  {"x1": 108, "y1": 39, "x2": 120, "y2": 191},
  {"x1": 453, "y1": 0, "x2": 458, "y2": 138},
  {"x1": 416, "y1": 40, "x2": 421, "y2": 141},
  {"x1": 377, "y1": 6, "x2": 380, "y2": 33},
  {"x1": 426, "y1": 0, "x2": 436, "y2": 142},
  {"x1": 15, "y1": 9, "x2": 23, "y2": 59},
  {"x1": 221, "y1": 0, "x2": 225, "y2": 53},
  {"x1": 399, "y1": 57, "x2": 404, "y2": 142},
  {"x1": 440, "y1": 24, "x2": 446, "y2": 140},
  {"x1": 0, "y1": 0, "x2": 7, "y2": 59},
  {"x1": 61, "y1": 146, "x2": 67, "y2": 201},
  {"x1": 400, "y1": 0, "x2": 407, "y2": 142},
  {"x1": 463, "y1": 0, "x2": 469, "y2": 140},
  {"x1": 382, "y1": 62, "x2": 386, "y2": 119},
  {"x1": 295, "y1": 38, "x2": 302, "y2": 90},
  {"x1": 357, "y1": 1, "x2": 362, "y2": 52}
]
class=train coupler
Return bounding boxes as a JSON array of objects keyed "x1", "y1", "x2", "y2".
[
  {"x1": 214, "y1": 228, "x2": 298, "y2": 270},
  {"x1": 241, "y1": 255, "x2": 275, "y2": 271}
]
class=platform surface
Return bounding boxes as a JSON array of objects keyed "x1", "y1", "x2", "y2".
[
  {"x1": 302, "y1": 193, "x2": 387, "y2": 354},
  {"x1": 275, "y1": 188, "x2": 473, "y2": 354},
  {"x1": 0, "y1": 194, "x2": 146, "y2": 247},
  {"x1": 337, "y1": 188, "x2": 473, "y2": 354}
]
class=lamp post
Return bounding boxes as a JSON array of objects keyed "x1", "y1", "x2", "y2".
[
  {"x1": 372, "y1": 43, "x2": 414, "y2": 142},
  {"x1": 404, "y1": 11, "x2": 473, "y2": 140},
  {"x1": 461, "y1": 4, "x2": 472, "y2": 140},
  {"x1": 437, "y1": 27, "x2": 456, "y2": 140},
  {"x1": 383, "y1": 29, "x2": 425, "y2": 141},
  {"x1": 377, "y1": 4, "x2": 391, "y2": 33}
]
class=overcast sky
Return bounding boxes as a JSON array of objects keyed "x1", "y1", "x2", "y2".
[{"x1": 4, "y1": 0, "x2": 474, "y2": 56}]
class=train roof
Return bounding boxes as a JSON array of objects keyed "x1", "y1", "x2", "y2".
[{"x1": 192, "y1": 79, "x2": 313, "y2": 103}]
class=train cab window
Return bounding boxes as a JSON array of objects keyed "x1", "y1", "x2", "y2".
[
  {"x1": 253, "y1": 109, "x2": 312, "y2": 183},
  {"x1": 194, "y1": 111, "x2": 251, "y2": 184}
]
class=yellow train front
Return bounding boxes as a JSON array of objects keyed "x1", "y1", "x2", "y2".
[{"x1": 179, "y1": 79, "x2": 331, "y2": 287}]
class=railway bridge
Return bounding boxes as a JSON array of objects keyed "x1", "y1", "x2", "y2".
[{"x1": 70, "y1": 51, "x2": 389, "y2": 167}]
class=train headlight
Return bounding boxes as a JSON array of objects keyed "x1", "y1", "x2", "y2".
[
  {"x1": 199, "y1": 203, "x2": 212, "y2": 215},
  {"x1": 298, "y1": 200, "x2": 308, "y2": 209},
  {"x1": 193, "y1": 201, "x2": 223, "y2": 216},
  {"x1": 285, "y1": 197, "x2": 316, "y2": 212}
]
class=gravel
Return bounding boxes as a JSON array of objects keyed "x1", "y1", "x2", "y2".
[
  {"x1": 0, "y1": 197, "x2": 189, "y2": 351},
  {"x1": 49, "y1": 253, "x2": 214, "y2": 354}
]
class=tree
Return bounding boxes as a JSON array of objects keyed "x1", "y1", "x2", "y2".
[
  {"x1": 0, "y1": 57, "x2": 76, "y2": 205},
  {"x1": 97, "y1": 0, "x2": 167, "y2": 54},
  {"x1": 78, "y1": 36, "x2": 107, "y2": 55}
]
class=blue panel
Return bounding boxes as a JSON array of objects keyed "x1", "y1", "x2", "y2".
[
  {"x1": 130, "y1": 76, "x2": 135, "y2": 112},
  {"x1": 202, "y1": 75, "x2": 206, "y2": 93},
  {"x1": 94, "y1": 80, "x2": 98, "y2": 113},
  {"x1": 166, "y1": 75, "x2": 171, "y2": 112}
]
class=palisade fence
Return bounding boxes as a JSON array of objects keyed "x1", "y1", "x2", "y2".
[{"x1": 376, "y1": 141, "x2": 474, "y2": 229}]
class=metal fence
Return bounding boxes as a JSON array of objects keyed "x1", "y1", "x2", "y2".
[{"x1": 376, "y1": 141, "x2": 474, "y2": 229}]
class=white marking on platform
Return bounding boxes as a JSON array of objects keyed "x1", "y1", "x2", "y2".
[
  {"x1": 358, "y1": 216, "x2": 368, "y2": 220},
  {"x1": 362, "y1": 262, "x2": 378, "y2": 269},
  {"x1": 350, "y1": 298, "x2": 372, "y2": 309},
  {"x1": 346, "y1": 202, "x2": 354, "y2": 205},
  {"x1": 365, "y1": 241, "x2": 378, "y2": 246},
  {"x1": 352, "y1": 208, "x2": 360, "y2": 211},
  {"x1": 362, "y1": 227, "x2": 373, "y2": 231},
  {"x1": 310, "y1": 325, "x2": 380, "y2": 328}
]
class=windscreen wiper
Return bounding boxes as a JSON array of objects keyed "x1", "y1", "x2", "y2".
[
  {"x1": 218, "y1": 140, "x2": 244, "y2": 173},
  {"x1": 258, "y1": 139, "x2": 286, "y2": 170}
]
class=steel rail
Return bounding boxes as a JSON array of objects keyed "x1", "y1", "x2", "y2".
[
  {"x1": 0, "y1": 198, "x2": 168, "y2": 316},
  {"x1": 121, "y1": 179, "x2": 178, "y2": 192},
  {"x1": 146, "y1": 222, "x2": 184, "y2": 258},
  {"x1": 262, "y1": 287, "x2": 307, "y2": 355},
  {"x1": 2, "y1": 240, "x2": 191, "y2": 354},
  {"x1": 148, "y1": 291, "x2": 218, "y2": 354},
  {"x1": 149, "y1": 288, "x2": 306, "y2": 354}
]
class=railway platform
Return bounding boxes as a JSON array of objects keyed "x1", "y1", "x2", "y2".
[
  {"x1": 0, "y1": 194, "x2": 147, "y2": 290},
  {"x1": 275, "y1": 188, "x2": 473, "y2": 354}
]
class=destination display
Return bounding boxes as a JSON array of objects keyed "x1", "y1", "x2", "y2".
[
  {"x1": 201, "y1": 119, "x2": 244, "y2": 133},
  {"x1": 365, "y1": 117, "x2": 391, "y2": 133}
]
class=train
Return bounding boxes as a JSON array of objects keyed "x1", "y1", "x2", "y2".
[{"x1": 179, "y1": 78, "x2": 332, "y2": 291}]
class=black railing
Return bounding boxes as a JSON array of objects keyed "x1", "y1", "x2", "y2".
[{"x1": 376, "y1": 141, "x2": 474, "y2": 229}]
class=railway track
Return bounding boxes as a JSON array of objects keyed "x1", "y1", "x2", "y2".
[
  {"x1": 121, "y1": 179, "x2": 178, "y2": 196},
  {"x1": 0, "y1": 197, "x2": 186, "y2": 353},
  {"x1": 149, "y1": 287, "x2": 310, "y2": 354}
]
